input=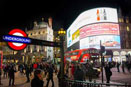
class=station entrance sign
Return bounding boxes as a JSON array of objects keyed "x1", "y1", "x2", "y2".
[
  {"x1": 3, "y1": 29, "x2": 31, "y2": 51},
  {"x1": 2, "y1": 29, "x2": 60, "y2": 51}
]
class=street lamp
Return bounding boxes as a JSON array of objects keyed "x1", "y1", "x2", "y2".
[{"x1": 58, "y1": 28, "x2": 66, "y2": 80}]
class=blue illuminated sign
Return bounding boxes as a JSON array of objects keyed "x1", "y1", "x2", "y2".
[{"x1": 3, "y1": 35, "x2": 31, "y2": 44}]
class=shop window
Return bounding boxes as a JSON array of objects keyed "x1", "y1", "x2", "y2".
[{"x1": 121, "y1": 18, "x2": 124, "y2": 22}]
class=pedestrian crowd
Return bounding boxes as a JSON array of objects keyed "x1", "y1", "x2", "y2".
[
  {"x1": 1, "y1": 60, "x2": 131, "y2": 87},
  {"x1": 116, "y1": 61, "x2": 131, "y2": 73},
  {"x1": 1, "y1": 62, "x2": 58, "y2": 87}
]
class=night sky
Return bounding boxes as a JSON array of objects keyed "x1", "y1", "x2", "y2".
[{"x1": 0, "y1": 0, "x2": 131, "y2": 34}]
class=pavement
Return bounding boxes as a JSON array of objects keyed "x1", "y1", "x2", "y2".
[
  {"x1": 0, "y1": 67, "x2": 130, "y2": 87},
  {"x1": 0, "y1": 71, "x2": 58, "y2": 87},
  {"x1": 97, "y1": 67, "x2": 131, "y2": 85}
]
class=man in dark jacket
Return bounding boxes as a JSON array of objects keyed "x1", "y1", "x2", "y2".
[
  {"x1": 74, "y1": 65, "x2": 85, "y2": 81},
  {"x1": 116, "y1": 62, "x2": 120, "y2": 72},
  {"x1": 46, "y1": 64, "x2": 54, "y2": 87},
  {"x1": 31, "y1": 69, "x2": 44, "y2": 87},
  {"x1": 25, "y1": 64, "x2": 30, "y2": 82},
  {"x1": 104, "y1": 63, "x2": 112, "y2": 84},
  {"x1": 8, "y1": 65, "x2": 16, "y2": 86}
]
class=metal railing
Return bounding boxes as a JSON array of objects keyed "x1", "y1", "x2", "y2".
[{"x1": 62, "y1": 79, "x2": 131, "y2": 87}]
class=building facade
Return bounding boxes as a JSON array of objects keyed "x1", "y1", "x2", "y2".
[
  {"x1": 23, "y1": 18, "x2": 54, "y2": 64},
  {"x1": 65, "y1": 7, "x2": 131, "y2": 63},
  {"x1": 111, "y1": 8, "x2": 131, "y2": 62}
]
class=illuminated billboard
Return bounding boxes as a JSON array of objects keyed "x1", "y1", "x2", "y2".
[
  {"x1": 67, "y1": 7, "x2": 120, "y2": 49},
  {"x1": 80, "y1": 35, "x2": 120, "y2": 49},
  {"x1": 79, "y1": 23, "x2": 120, "y2": 49},
  {"x1": 80, "y1": 23, "x2": 119, "y2": 39}
]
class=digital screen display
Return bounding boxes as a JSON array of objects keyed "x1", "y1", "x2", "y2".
[
  {"x1": 67, "y1": 7, "x2": 120, "y2": 50},
  {"x1": 80, "y1": 35, "x2": 120, "y2": 49},
  {"x1": 80, "y1": 23, "x2": 119, "y2": 39},
  {"x1": 79, "y1": 23, "x2": 121, "y2": 49}
]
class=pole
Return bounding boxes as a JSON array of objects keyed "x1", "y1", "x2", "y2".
[
  {"x1": 60, "y1": 36, "x2": 64, "y2": 79},
  {"x1": 100, "y1": 40, "x2": 104, "y2": 83}
]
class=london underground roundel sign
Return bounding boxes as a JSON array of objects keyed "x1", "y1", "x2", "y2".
[{"x1": 8, "y1": 29, "x2": 28, "y2": 51}]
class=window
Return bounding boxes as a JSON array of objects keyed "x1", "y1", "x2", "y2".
[
  {"x1": 39, "y1": 31, "x2": 41, "y2": 34},
  {"x1": 127, "y1": 26, "x2": 130, "y2": 31},
  {"x1": 43, "y1": 31, "x2": 45, "y2": 34},
  {"x1": 72, "y1": 51, "x2": 79, "y2": 55},
  {"x1": 126, "y1": 18, "x2": 129, "y2": 23},
  {"x1": 82, "y1": 50, "x2": 89, "y2": 54},
  {"x1": 121, "y1": 18, "x2": 124, "y2": 22},
  {"x1": 119, "y1": 18, "x2": 122, "y2": 22}
]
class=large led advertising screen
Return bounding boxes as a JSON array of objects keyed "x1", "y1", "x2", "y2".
[
  {"x1": 79, "y1": 23, "x2": 120, "y2": 49},
  {"x1": 67, "y1": 7, "x2": 120, "y2": 50}
]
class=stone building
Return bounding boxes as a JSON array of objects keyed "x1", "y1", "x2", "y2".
[{"x1": 23, "y1": 17, "x2": 54, "y2": 63}]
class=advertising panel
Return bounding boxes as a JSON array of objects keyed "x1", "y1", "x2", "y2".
[
  {"x1": 67, "y1": 7, "x2": 118, "y2": 48},
  {"x1": 80, "y1": 23, "x2": 120, "y2": 49},
  {"x1": 80, "y1": 23, "x2": 119, "y2": 39},
  {"x1": 80, "y1": 35, "x2": 120, "y2": 49},
  {"x1": 67, "y1": 7, "x2": 120, "y2": 50}
]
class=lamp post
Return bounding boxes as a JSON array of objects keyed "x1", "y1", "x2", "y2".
[{"x1": 58, "y1": 28, "x2": 66, "y2": 80}]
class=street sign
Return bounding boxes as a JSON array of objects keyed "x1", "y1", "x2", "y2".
[
  {"x1": 5, "y1": 29, "x2": 29, "y2": 50},
  {"x1": 1, "y1": 29, "x2": 61, "y2": 51}
]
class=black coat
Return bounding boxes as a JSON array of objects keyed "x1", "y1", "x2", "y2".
[
  {"x1": 31, "y1": 77, "x2": 44, "y2": 87},
  {"x1": 104, "y1": 66, "x2": 112, "y2": 77},
  {"x1": 8, "y1": 67, "x2": 16, "y2": 78},
  {"x1": 74, "y1": 69, "x2": 84, "y2": 81},
  {"x1": 47, "y1": 67, "x2": 53, "y2": 78}
]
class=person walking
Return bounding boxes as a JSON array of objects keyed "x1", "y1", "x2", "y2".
[
  {"x1": 121, "y1": 61, "x2": 125, "y2": 73},
  {"x1": 25, "y1": 64, "x2": 30, "y2": 83},
  {"x1": 46, "y1": 64, "x2": 54, "y2": 87},
  {"x1": 86, "y1": 63, "x2": 94, "y2": 82},
  {"x1": 8, "y1": 65, "x2": 16, "y2": 86},
  {"x1": 31, "y1": 69, "x2": 44, "y2": 87},
  {"x1": 74, "y1": 65, "x2": 85, "y2": 81},
  {"x1": 3, "y1": 64, "x2": 8, "y2": 78},
  {"x1": 116, "y1": 62, "x2": 120, "y2": 72},
  {"x1": 104, "y1": 63, "x2": 112, "y2": 84}
]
